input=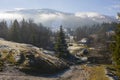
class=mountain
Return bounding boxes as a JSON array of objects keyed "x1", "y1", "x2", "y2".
[{"x1": 0, "y1": 9, "x2": 118, "y2": 29}]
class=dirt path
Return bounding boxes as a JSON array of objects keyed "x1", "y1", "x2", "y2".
[{"x1": 0, "y1": 64, "x2": 110, "y2": 80}]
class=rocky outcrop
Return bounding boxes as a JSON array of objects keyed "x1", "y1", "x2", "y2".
[{"x1": 0, "y1": 39, "x2": 69, "y2": 74}]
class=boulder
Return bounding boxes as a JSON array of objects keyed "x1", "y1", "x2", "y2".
[{"x1": 0, "y1": 39, "x2": 69, "y2": 74}]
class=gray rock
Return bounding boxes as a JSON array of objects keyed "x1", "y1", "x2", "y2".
[{"x1": 0, "y1": 39, "x2": 69, "y2": 74}]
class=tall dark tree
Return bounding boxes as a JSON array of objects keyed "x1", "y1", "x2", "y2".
[
  {"x1": 111, "y1": 14, "x2": 120, "y2": 65},
  {"x1": 36, "y1": 23, "x2": 51, "y2": 48},
  {"x1": 9, "y1": 20, "x2": 21, "y2": 42},
  {"x1": 20, "y1": 19, "x2": 29, "y2": 43},
  {"x1": 27, "y1": 20, "x2": 38, "y2": 45},
  {"x1": 55, "y1": 26, "x2": 69, "y2": 58},
  {"x1": 111, "y1": 24, "x2": 120, "y2": 65},
  {"x1": 0, "y1": 21, "x2": 8, "y2": 39},
  {"x1": 117, "y1": 13, "x2": 120, "y2": 19}
]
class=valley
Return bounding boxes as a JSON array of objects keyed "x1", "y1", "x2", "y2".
[
  {"x1": 0, "y1": 38, "x2": 116, "y2": 80},
  {"x1": 0, "y1": 1, "x2": 120, "y2": 79}
]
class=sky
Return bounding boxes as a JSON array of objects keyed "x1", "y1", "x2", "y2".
[{"x1": 0, "y1": 0, "x2": 120, "y2": 16}]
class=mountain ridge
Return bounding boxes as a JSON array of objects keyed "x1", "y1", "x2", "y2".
[{"x1": 0, "y1": 9, "x2": 119, "y2": 28}]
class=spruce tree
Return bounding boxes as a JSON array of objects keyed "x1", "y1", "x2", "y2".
[
  {"x1": 20, "y1": 19, "x2": 29, "y2": 43},
  {"x1": 0, "y1": 21, "x2": 8, "y2": 39},
  {"x1": 9, "y1": 20, "x2": 21, "y2": 42},
  {"x1": 111, "y1": 24, "x2": 120, "y2": 65},
  {"x1": 55, "y1": 26, "x2": 69, "y2": 58}
]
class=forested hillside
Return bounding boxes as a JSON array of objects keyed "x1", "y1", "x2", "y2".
[{"x1": 0, "y1": 19, "x2": 52, "y2": 49}]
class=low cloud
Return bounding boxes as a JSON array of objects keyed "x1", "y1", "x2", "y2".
[
  {"x1": 14, "y1": 8, "x2": 26, "y2": 10},
  {"x1": 0, "y1": 13, "x2": 23, "y2": 20}
]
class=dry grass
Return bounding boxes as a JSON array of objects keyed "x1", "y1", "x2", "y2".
[{"x1": 88, "y1": 65, "x2": 109, "y2": 80}]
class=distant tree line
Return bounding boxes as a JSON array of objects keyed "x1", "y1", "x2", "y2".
[
  {"x1": 0, "y1": 19, "x2": 52, "y2": 49},
  {"x1": 74, "y1": 23, "x2": 118, "y2": 43}
]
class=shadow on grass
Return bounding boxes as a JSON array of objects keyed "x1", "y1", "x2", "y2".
[{"x1": 19, "y1": 67, "x2": 70, "y2": 78}]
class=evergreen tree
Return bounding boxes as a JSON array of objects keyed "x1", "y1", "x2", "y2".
[
  {"x1": 0, "y1": 21, "x2": 8, "y2": 39},
  {"x1": 27, "y1": 20, "x2": 37, "y2": 44},
  {"x1": 55, "y1": 26, "x2": 69, "y2": 58},
  {"x1": 20, "y1": 19, "x2": 29, "y2": 43},
  {"x1": 9, "y1": 20, "x2": 21, "y2": 42},
  {"x1": 111, "y1": 23, "x2": 120, "y2": 65},
  {"x1": 111, "y1": 14, "x2": 120, "y2": 65},
  {"x1": 118, "y1": 13, "x2": 120, "y2": 19}
]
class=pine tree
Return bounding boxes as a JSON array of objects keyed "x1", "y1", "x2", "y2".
[
  {"x1": 9, "y1": 20, "x2": 21, "y2": 42},
  {"x1": 55, "y1": 26, "x2": 69, "y2": 58},
  {"x1": 0, "y1": 21, "x2": 8, "y2": 39},
  {"x1": 20, "y1": 19, "x2": 29, "y2": 43},
  {"x1": 111, "y1": 24, "x2": 120, "y2": 65}
]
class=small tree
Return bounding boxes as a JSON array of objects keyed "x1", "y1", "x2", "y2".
[{"x1": 55, "y1": 26, "x2": 69, "y2": 58}]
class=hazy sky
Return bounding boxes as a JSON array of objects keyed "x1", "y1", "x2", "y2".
[{"x1": 0, "y1": 0, "x2": 120, "y2": 16}]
